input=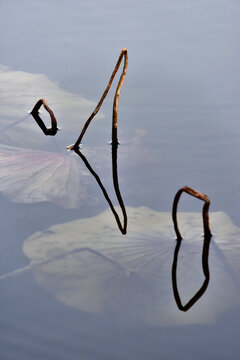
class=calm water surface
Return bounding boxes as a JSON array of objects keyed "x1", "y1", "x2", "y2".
[{"x1": 1, "y1": 1, "x2": 240, "y2": 359}]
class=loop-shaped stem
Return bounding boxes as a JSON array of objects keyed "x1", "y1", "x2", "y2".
[
  {"x1": 69, "y1": 49, "x2": 128, "y2": 150},
  {"x1": 171, "y1": 186, "x2": 212, "y2": 311},
  {"x1": 172, "y1": 186, "x2": 212, "y2": 240},
  {"x1": 31, "y1": 98, "x2": 58, "y2": 136}
]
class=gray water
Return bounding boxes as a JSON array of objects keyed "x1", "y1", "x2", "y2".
[{"x1": 1, "y1": 0, "x2": 240, "y2": 359}]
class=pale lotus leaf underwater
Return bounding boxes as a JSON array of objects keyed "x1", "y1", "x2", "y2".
[
  {"x1": 0, "y1": 65, "x2": 101, "y2": 150},
  {"x1": 0, "y1": 65, "x2": 153, "y2": 209},
  {"x1": 0, "y1": 127, "x2": 150, "y2": 209},
  {"x1": 1, "y1": 59, "x2": 238, "y2": 331},
  {"x1": 23, "y1": 206, "x2": 240, "y2": 326},
  {"x1": 1, "y1": 1, "x2": 240, "y2": 359},
  {"x1": 0, "y1": 144, "x2": 94, "y2": 208}
]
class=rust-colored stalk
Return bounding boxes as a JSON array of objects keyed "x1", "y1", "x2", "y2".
[
  {"x1": 42, "y1": 98, "x2": 57, "y2": 130},
  {"x1": 172, "y1": 186, "x2": 212, "y2": 240},
  {"x1": 68, "y1": 49, "x2": 128, "y2": 150},
  {"x1": 31, "y1": 98, "x2": 58, "y2": 136},
  {"x1": 111, "y1": 50, "x2": 128, "y2": 144}
]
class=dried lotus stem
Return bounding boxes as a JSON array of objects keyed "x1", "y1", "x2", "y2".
[
  {"x1": 68, "y1": 48, "x2": 128, "y2": 150},
  {"x1": 172, "y1": 186, "x2": 212, "y2": 240},
  {"x1": 31, "y1": 98, "x2": 58, "y2": 136}
]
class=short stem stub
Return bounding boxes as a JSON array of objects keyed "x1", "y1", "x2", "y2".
[{"x1": 31, "y1": 98, "x2": 58, "y2": 136}]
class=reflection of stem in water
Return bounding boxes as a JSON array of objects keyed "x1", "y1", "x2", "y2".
[
  {"x1": 172, "y1": 186, "x2": 212, "y2": 240},
  {"x1": 69, "y1": 48, "x2": 128, "y2": 150},
  {"x1": 171, "y1": 186, "x2": 212, "y2": 311},
  {"x1": 111, "y1": 143, "x2": 127, "y2": 232},
  {"x1": 74, "y1": 143, "x2": 127, "y2": 235},
  {"x1": 30, "y1": 98, "x2": 58, "y2": 136},
  {"x1": 172, "y1": 233, "x2": 211, "y2": 311}
]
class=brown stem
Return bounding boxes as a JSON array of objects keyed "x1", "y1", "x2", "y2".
[
  {"x1": 68, "y1": 49, "x2": 128, "y2": 150},
  {"x1": 42, "y1": 98, "x2": 57, "y2": 130},
  {"x1": 111, "y1": 50, "x2": 128, "y2": 144},
  {"x1": 172, "y1": 186, "x2": 212, "y2": 240},
  {"x1": 31, "y1": 98, "x2": 58, "y2": 136}
]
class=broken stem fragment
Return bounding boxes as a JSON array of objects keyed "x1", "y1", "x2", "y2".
[
  {"x1": 68, "y1": 48, "x2": 128, "y2": 150},
  {"x1": 31, "y1": 98, "x2": 58, "y2": 136},
  {"x1": 172, "y1": 186, "x2": 212, "y2": 240}
]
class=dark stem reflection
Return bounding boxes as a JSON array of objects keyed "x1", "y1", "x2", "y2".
[
  {"x1": 73, "y1": 143, "x2": 127, "y2": 235},
  {"x1": 171, "y1": 232, "x2": 211, "y2": 312},
  {"x1": 171, "y1": 186, "x2": 212, "y2": 311}
]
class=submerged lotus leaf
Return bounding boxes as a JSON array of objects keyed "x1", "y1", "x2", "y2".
[
  {"x1": 0, "y1": 128, "x2": 150, "y2": 208},
  {"x1": 0, "y1": 144, "x2": 97, "y2": 208},
  {"x1": 0, "y1": 64, "x2": 100, "y2": 150},
  {"x1": 23, "y1": 207, "x2": 240, "y2": 326}
]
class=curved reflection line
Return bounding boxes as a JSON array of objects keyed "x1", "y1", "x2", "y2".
[
  {"x1": 73, "y1": 142, "x2": 127, "y2": 235},
  {"x1": 171, "y1": 233, "x2": 211, "y2": 312}
]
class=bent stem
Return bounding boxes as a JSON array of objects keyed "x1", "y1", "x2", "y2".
[
  {"x1": 111, "y1": 50, "x2": 128, "y2": 144},
  {"x1": 69, "y1": 48, "x2": 128, "y2": 150},
  {"x1": 171, "y1": 186, "x2": 212, "y2": 311},
  {"x1": 172, "y1": 186, "x2": 212, "y2": 240},
  {"x1": 42, "y1": 98, "x2": 58, "y2": 130},
  {"x1": 31, "y1": 98, "x2": 58, "y2": 136}
]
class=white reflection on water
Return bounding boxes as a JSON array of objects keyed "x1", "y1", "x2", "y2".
[{"x1": 15, "y1": 206, "x2": 240, "y2": 326}]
